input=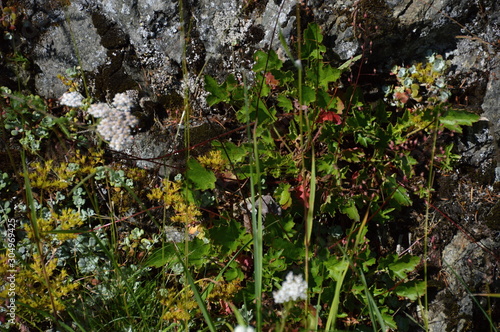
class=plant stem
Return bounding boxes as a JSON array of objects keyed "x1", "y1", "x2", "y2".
[{"x1": 423, "y1": 107, "x2": 440, "y2": 331}]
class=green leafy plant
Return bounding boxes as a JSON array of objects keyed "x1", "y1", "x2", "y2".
[{"x1": 203, "y1": 22, "x2": 479, "y2": 330}]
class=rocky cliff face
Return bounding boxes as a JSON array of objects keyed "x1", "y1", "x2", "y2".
[{"x1": 2, "y1": 0, "x2": 499, "y2": 330}]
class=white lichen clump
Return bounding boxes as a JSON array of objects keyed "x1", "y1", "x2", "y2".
[
  {"x1": 87, "y1": 92, "x2": 138, "y2": 151},
  {"x1": 273, "y1": 272, "x2": 308, "y2": 304},
  {"x1": 213, "y1": 10, "x2": 251, "y2": 46},
  {"x1": 60, "y1": 91, "x2": 84, "y2": 108}
]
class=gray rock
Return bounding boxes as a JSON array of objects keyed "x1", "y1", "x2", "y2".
[
  {"x1": 428, "y1": 231, "x2": 500, "y2": 332},
  {"x1": 482, "y1": 64, "x2": 500, "y2": 139},
  {"x1": 32, "y1": 4, "x2": 107, "y2": 98}
]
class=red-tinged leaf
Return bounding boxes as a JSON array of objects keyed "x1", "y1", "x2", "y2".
[
  {"x1": 394, "y1": 91, "x2": 409, "y2": 104},
  {"x1": 317, "y1": 109, "x2": 342, "y2": 124},
  {"x1": 295, "y1": 177, "x2": 310, "y2": 208},
  {"x1": 265, "y1": 72, "x2": 279, "y2": 89}
]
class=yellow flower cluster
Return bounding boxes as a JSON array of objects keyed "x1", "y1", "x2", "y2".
[
  {"x1": 24, "y1": 208, "x2": 84, "y2": 242},
  {"x1": 170, "y1": 201, "x2": 202, "y2": 225},
  {"x1": 197, "y1": 150, "x2": 227, "y2": 173},
  {"x1": 160, "y1": 288, "x2": 198, "y2": 321},
  {"x1": 26, "y1": 149, "x2": 104, "y2": 190},
  {"x1": 205, "y1": 279, "x2": 242, "y2": 302},
  {"x1": 147, "y1": 179, "x2": 201, "y2": 225},
  {"x1": 0, "y1": 253, "x2": 78, "y2": 322},
  {"x1": 52, "y1": 208, "x2": 84, "y2": 241},
  {"x1": 147, "y1": 178, "x2": 182, "y2": 206},
  {"x1": 409, "y1": 61, "x2": 443, "y2": 86},
  {"x1": 27, "y1": 160, "x2": 76, "y2": 190},
  {"x1": 74, "y1": 148, "x2": 104, "y2": 174}
]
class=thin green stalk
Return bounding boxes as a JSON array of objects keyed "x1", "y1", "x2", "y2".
[
  {"x1": 422, "y1": 108, "x2": 440, "y2": 331},
  {"x1": 356, "y1": 266, "x2": 387, "y2": 332},
  {"x1": 293, "y1": 4, "x2": 315, "y2": 328},
  {"x1": 178, "y1": 1, "x2": 197, "y2": 330},
  {"x1": 248, "y1": 76, "x2": 264, "y2": 330}
]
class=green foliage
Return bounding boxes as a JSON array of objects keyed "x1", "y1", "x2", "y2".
[
  {"x1": 0, "y1": 17, "x2": 483, "y2": 332},
  {"x1": 204, "y1": 22, "x2": 479, "y2": 330},
  {"x1": 1, "y1": 87, "x2": 55, "y2": 152},
  {"x1": 186, "y1": 157, "x2": 217, "y2": 190}
]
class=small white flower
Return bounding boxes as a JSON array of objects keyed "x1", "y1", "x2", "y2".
[
  {"x1": 88, "y1": 103, "x2": 112, "y2": 118},
  {"x1": 273, "y1": 272, "x2": 307, "y2": 304},
  {"x1": 112, "y1": 92, "x2": 135, "y2": 111},
  {"x1": 234, "y1": 325, "x2": 255, "y2": 332},
  {"x1": 60, "y1": 91, "x2": 84, "y2": 108}
]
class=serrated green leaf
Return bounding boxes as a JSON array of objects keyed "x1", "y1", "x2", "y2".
[
  {"x1": 301, "y1": 86, "x2": 316, "y2": 105},
  {"x1": 340, "y1": 200, "x2": 360, "y2": 221},
  {"x1": 213, "y1": 141, "x2": 249, "y2": 164},
  {"x1": 384, "y1": 176, "x2": 412, "y2": 207},
  {"x1": 205, "y1": 75, "x2": 229, "y2": 106},
  {"x1": 224, "y1": 261, "x2": 244, "y2": 281},
  {"x1": 380, "y1": 310, "x2": 398, "y2": 330},
  {"x1": 318, "y1": 63, "x2": 341, "y2": 89},
  {"x1": 253, "y1": 50, "x2": 283, "y2": 72},
  {"x1": 303, "y1": 23, "x2": 326, "y2": 59},
  {"x1": 272, "y1": 68, "x2": 294, "y2": 85},
  {"x1": 316, "y1": 90, "x2": 333, "y2": 109},
  {"x1": 395, "y1": 280, "x2": 426, "y2": 301},
  {"x1": 186, "y1": 158, "x2": 216, "y2": 190},
  {"x1": 208, "y1": 218, "x2": 250, "y2": 254},
  {"x1": 380, "y1": 254, "x2": 420, "y2": 279},
  {"x1": 277, "y1": 95, "x2": 293, "y2": 112},
  {"x1": 304, "y1": 22, "x2": 323, "y2": 44},
  {"x1": 325, "y1": 257, "x2": 350, "y2": 281},
  {"x1": 186, "y1": 238, "x2": 212, "y2": 269},
  {"x1": 277, "y1": 183, "x2": 292, "y2": 209},
  {"x1": 272, "y1": 237, "x2": 304, "y2": 260},
  {"x1": 356, "y1": 133, "x2": 373, "y2": 147},
  {"x1": 341, "y1": 148, "x2": 365, "y2": 163},
  {"x1": 439, "y1": 109, "x2": 480, "y2": 133},
  {"x1": 238, "y1": 98, "x2": 275, "y2": 124}
]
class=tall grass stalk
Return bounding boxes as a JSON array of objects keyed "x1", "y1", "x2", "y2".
[
  {"x1": 177, "y1": 1, "x2": 217, "y2": 330},
  {"x1": 248, "y1": 75, "x2": 264, "y2": 330},
  {"x1": 292, "y1": 4, "x2": 316, "y2": 327},
  {"x1": 173, "y1": 242, "x2": 217, "y2": 332},
  {"x1": 422, "y1": 107, "x2": 440, "y2": 331},
  {"x1": 89, "y1": 232, "x2": 149, "y2": 324}
]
